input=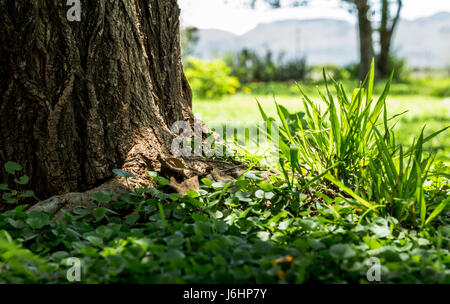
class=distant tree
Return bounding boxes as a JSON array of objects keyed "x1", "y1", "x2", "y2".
[
  {"x1": 377, "y1": 0, "x2": 402, "y2": 77},
  {"x1": 344, "y1": 0, "x2": 375, "y2": 79},
  {"x1": 344, "y1": 0, "x2": 402, "y2": 78},
  {"x1": 248, "y1": 0, "x2": 402, "y2": 78},
  {"x1": 181, "y1": 26, "x2": 200, "y2": 57}
]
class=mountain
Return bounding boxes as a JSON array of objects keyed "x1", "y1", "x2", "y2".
[{"x1": 191, "y1": 12, "x2": 450, "y2": 68}]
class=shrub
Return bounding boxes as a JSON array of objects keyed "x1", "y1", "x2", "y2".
[
  {"x1": 344, "y1": 55, "x2": 411, "y2": 82},
  {"x1": 389, "y1": 55, "x2": 411, "y2": 81},
  {"x1": 185, "y1": 57, "x2": 240, "y2": 99},
  {"x1": 312, "y1": 64, "x2": 350, "y2": 81},
  {"x1": 258, "y1": 60, "x2": 449, "y2": 228},
  {"x1": 344, "y1": 63, "x2": 360, "y2": 79},
  {"x1": 225, "y1": 49, "x2": 309, "y2": 83},
  {"x1": 276, "y1": 58, "x2": 309, "y2": 82}
]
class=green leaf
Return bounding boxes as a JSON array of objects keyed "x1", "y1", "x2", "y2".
[
  {"x1": 201, "y1": 178, "x2": 214, "y2": 187},
  {"x1": 124, "y1": 214, "x2": 140, "y2": 226},
  {"x1": 26, "y1": 211, "x2": 50, "y2": 229},
  {"x1": 93, "y1": 207, "x2": 107, "y2": 222},
  {"x1": 5, "y1": 161, "x2": 22, "y2": 174},
  {"x1": 51, "y1": 251, "x2": 69, "y2": 260},
  {"x1": 257, "y1": 231, "x2": 270, "y2": 241},
  {"x1": 324, "y1": 173, "x2": 373, "y2": 210},
  {"x1": 14, "y1": 175, "x2": 30, "y2": 185},
  {"x1": 370, "y1": 218, "x2": 390, "y2": 238},
  {"x1": 2, "y1": 192, "x2": 17, "y2": 204},
  {"x1": 238, "y1": 208, "x2": 251, "y2": 219},
  {"x1": 86, "y1": 235, "x2": 103, "y2": 246},
  {"x1": 243, "y1": 171, "x2": 264, "y2": 181},
  {"x1": 329, "y1": 244, "x2": 356, "y2": 259},
  {"x1": 186, "y1": 197, "x2": 203, "y2": 208},
  {"x1": 19, "y1": 190, "x2": 34, "y2": 198},
  {"x1": 194, "y1": 221, "x2": 211, "y2": 236},
  {"x1": 73, "y1": 208, "x2": 92, "y2": 216},
  {"x1": 185, "y1": 190, "x2": 199, "y2": 198},
  {"x1": 112, "y1": 169, "x2": 136, "y2": 179},
  {"x1": 211, "y1": 210, "x2": 223, "y2": 219},
  {"x1": 165, "y1": 249, "x2": 186, "y2": 260},
  {"x1": 257, "y1": 181, "x2": 274, "y2": 192},
  {"x1": 278, "y1": 219, "x2": 291, "y2": 230},
  {"x1": 265, "y1": 192, "x2": 275, "y2": 200},
  {"x1": 96, "y1": 226, "x2": 114, "y2": 239},
  {"x1": 363, "y1": 237, "x2": 383, "y2": 250},
  {"x1": 155, "y1": 176, "x2": 170, "y2": 186},
  {"x1": 157, "y1": 202, "x2": 167, "y2": 231},
  {"x1": 91, "y1": 191, "x2": 113, "y2": 203},
  {"x1": 425, "y1": 197, "x2": 449, "y2": 225},
  {"x1": 6, "y1": 218, "x2": 25, "y2": 229},
  {"x1": 366, "y1": 59, "x2": 375, "y2": 104},
  {"x1": 255, "y1": 190, "x2": 265, "y2": 199},
  {"x1": 212, "y1": 181, "x2": 228, "y2": 189},
  {"x1": 0, "y1": 184, "x2": 8, "y2": 190},
  {"x1": 147, "y1": 171, "x2": 158, "y2": 178},
  {"x1": 235, "y1": 191, "x2": 252, "y2": 202}
]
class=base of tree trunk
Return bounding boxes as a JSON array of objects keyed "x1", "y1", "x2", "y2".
[
  {"x1": 28, "y1": 153, "x2": 248, "y2": 220},
  {"x1": 0, "y1": 0, "x2": 273, "y2": 217},
  {"x1": 0, "y1": 0, "x2": 199, "y2": 201}
]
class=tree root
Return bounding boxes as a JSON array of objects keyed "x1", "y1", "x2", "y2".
[
  {"x1": 26, "y1": 155, "x2": 249, "y2": 220},
  {"x1": 27, "y1": 179, "x2": 129, "y2": 221}
]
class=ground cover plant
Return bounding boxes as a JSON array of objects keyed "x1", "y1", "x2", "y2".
[
  {"x1": 1, "y1": 167, "x2": 448, "y2": 283},
  {"x1": 0, "y1": 65, "x2": 448, "y2": 284}
]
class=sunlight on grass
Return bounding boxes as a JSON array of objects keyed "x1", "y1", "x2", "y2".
[{"x1": 194, "y1": 90, "x2": 450, "y2": 163}]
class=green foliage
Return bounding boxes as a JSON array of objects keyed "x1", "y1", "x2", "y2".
[
  {"x1": 344, "y1": 55, "x2": 411, "y2": 82},
  {"x1": 1, "y1": 162, "x2": 34, "y2": 205},
  {"x1": 185, "y1": 57, "x2": 240, "y2": 99},
  {"x1": 312, "y1": 64, "x2": 351, "y2": 81},
  {"x1": 224, "y1": 49, "x2": 309, "y2": 83},
  {"x1": 0, "y1": 230, "x2": 53, "y2": 283},
  {"x1": 358, "y1": 126, "x2": 449, "y2": 228},
  {"x1": 257, "y1": 60, "x2": 449, "y2": 227},
  {"x1": 389, "y1": 55, "x2": 411, "y2": 81},
  {"x1": 196, "y1": 74, "x2": 450, "y2": 100},
  {"x1": 259, "y1": 61, "x2": 388, "y2": 180},
  {"x1": 180, "y1": 26, "x2": 199, "y2": 57},
  {"x1": 0, "y1": 65, "x2": 448, "y2": 283},
  {"x1": 0, "y1": 167, "x2": 448, "y2": 283}
]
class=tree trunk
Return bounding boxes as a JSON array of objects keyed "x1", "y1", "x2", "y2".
[
  {"x1": 0, "y1": 0, "x2": 194, "y2": 201},
  {"x1": 377, "y1": 0, "x2": 402, "y2": 77},
  {"x1": 355, "y1": 0, "x2": 374, "y2": 79},
  {"x1": 378, "y1": 30, "x2": 392, "y2": 77}
]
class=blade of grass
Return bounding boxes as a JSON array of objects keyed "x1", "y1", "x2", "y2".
[{"x1": 324, "y1": 173, "x2": 373, "y2": 209}]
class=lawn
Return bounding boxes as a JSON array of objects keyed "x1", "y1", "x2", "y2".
[
  {"x1": 1, "y1": 76, "x2": 449, "y2": 284},
  {"x1": 194, "y1": 80, "x2": 450, "y2": 164}
]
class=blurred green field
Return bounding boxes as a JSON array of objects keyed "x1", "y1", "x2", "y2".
[{"x1": 193, "y1": 79, "x2": 450, "y2": 165}]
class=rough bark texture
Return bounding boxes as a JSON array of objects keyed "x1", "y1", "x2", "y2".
[
  {"x1": 355, "y1": 0, "x2": 374, "y2": 79},
  {"x1": 378, "y1": 0, "x2": 402, "y2": 77},
  {"x1": 0, "y1": 0, "x2": 194, "y2": 200}
]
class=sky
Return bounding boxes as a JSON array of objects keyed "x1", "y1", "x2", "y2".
[{"x1": 178, "y1": 0, "x2": 450, "y2": 35}]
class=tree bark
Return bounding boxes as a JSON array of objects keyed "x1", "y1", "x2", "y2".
[
  {"x1": 355, "y1": 0, "x2": 374, "y2": 79},
  {"x1": 0, "y1": 0, "x2": 194, "y2": 200},
  {"x1": 378, "y1": 0, "x2": 402, "y2": 77}
]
